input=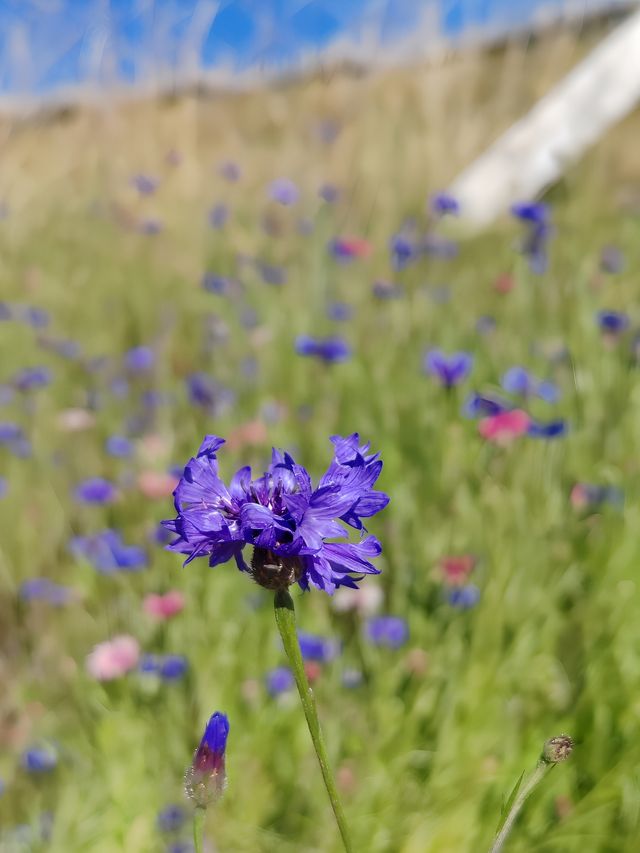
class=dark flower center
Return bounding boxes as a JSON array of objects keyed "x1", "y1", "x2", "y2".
[{"x1": 251, "y1": 548, "x2": 303, "y2": 590}]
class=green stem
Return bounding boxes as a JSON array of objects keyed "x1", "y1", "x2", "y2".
[
  {"x1": 193, "y1": 805, "x2": 206, "y2": 853},
  {"x1": 488, "y1": 761, "x2": 553, "y2": 853},
  {"x1": 274, "y1": 588, "x2": 354, "y2": 853}
]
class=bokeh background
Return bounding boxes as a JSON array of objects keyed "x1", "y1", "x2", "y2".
[{"x1": 2, "y1": 2, "x2": 640, "y2": 852}]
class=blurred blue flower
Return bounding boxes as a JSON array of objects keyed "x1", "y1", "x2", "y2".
[
  {"x1": 390, "y1": 233, "x2": 417, "y2": 270},
  {"x1": 372, "y1": 281, "x2": 403, "y2": 300},
  {"x1": 139, "y1": 218, "x2": 162, "y2": 235},
  {"x1": 511, "y1": 201, "x2": 552, "y2": 274},
  {"x1": 74, "y1": 477, "x2": 117, "y2": 504},
  {"x1": 297, "y1": 631, "x2": 340, "y2": 663},
  {"x1": 424, "y1": 350, "x2": 473, "y2": 388},
  {"x1": 22, "y1": 306, "x2": 50, "y2": 328},
  {"x1": 13, "y1": 366, "x2": 52, "y2": 392},
  {"x1": 463, "y1": 392, "x2": 510, "y2": 418},
  {"x1": 268, "y1": 178, "x2": 299, "y2": 206},
  {"x1": 501, "y1": 366, "x2": 559, "y2": 403},
  {"x1": 125, "y1": 346, "x2": 155, "y2": 373},
  {"x1": 21, "y1": 746, "x2": 58, "y2": 773},
  {"x1": 0, "y1": 422, "x2": 23, "y2": 444},
  {"x1": 597, "y1": 310, "x2": 629, "y2": 336},
  {"x1": 162, "y1": 433, "x2": 388, "y2": 594},
  {"x1": 219, "y1": 160, "x2": 241, "y2": 182},
  {"x1": 19, "y1": 578, "x2": 73, "y2": 606},
  {"x1": 208, "y1": 203, "x2": 229, "y2": 229},
  {"x1": 106, "y1": 435, "x2": 134, "y2": 458},
  {"x1": 429, "y1": 191, "x2": 459, "y2": 217},
  {"x1": 448, "y1": 585, "x2": 480, "y2": 609},
  {"x1": 258, "y1": 263, "x2": 287, "y2": 286},
  {"x1": 186, "y1": 373, "x2": 234, "y2": 414},
  {"x1": 266, "y1": 667, "x2": 295, "y2": 695},
  {"x1": 70, "y1": 529, "x2": 147, "y2": 572},
  {"x1": 140, "y1": 654, "x2": 188, "y2": 681},
  {"x1": 0, "y1": 384, "x2": 14, "y2": 404},
  {"x1": 202, "y1": 273, "x2": 230, "y2": 295},
  {"x1": 366, "y1": 616, "x2": 408, "y2": 648},
  {"x1": 131, "y1": 174, "x2": 158, "y2": 195},
  {"x1": 327, "y1": 302, "x2": 353, "y2": 322},
  {"x1": 421, "y1": 233, "x2": 458, "y2": 259},
  {"x1": 600, "y1": 245, "x2": 624, "y2": 274},
  {"x1": 295, "y1": 335, "x2": 351, "y2": 363},
  {"x1": 527, "y1": 419, "x2": 567, "y2": 439},
  {"x1": 157, "y1": 804, "x2": 188, "y2": 834},
  {"x1": 318, "y1": 183, "x2": 339, "y2": 203}
]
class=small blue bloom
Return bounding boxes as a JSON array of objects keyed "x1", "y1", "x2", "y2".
[
  {"x1": 139, "y1": 654, "x2": 188, "y2": 680},
  {"x1": 266, "y1": 667, "x2": 295, "y2": 695},
  {"x1": 527, "y1": 419, "x2": 567, "y2": 439},
  {"x1": 327, "y1": 302, "x2": 353, "y2": 322},
  {"x1": 139, "y1": 218, "x2": 162, "y2": 235},
  {"x1": 511, "y1": 202, "x2": 552, "y2": 274},
  {"x1": 424, "y1": 350, "x2": 473, "y2": 388},
  {"x1": 463, "y1": 392, "x2": 510, "y2": 419},
  {"x1": 597, "y1": 310, "x2": 629, "y2": 336},
  {"x1": 268, "y1": 178, "x2": 299, "y2": 206},
  {"x1": 366, "y1": 616, "x2": 408, "y2": 648},
  {"x1": 69, "y1": 529, "x2": 147, "y2": 572},
  {"x1": 202, "y1": 273, "x2": 230, "y2": 294},
  {"x1": 106, "y1": 436, "x2": 134, "y2": 458},
  {"x1": 21, "y1": 746, "x2": 58, "y2": 773},
  {"x1": 131, "y1": 174, "x2": 158, "y2": 195},
  {"x1": 258, "y1": 263, "x2": 287, "y2": 286},
  {"x1": 219, "y1": 160, "x2": 241, "y2": 181},
  {"x1": 429, "y1": 191, "x2": 459, "y2": 217},
  {"x1": 297, "y1": 631, "x2": 340, "y2": 663},
  {"x1": 448, "y1": 585, "x2": 481, "y2": 609},
  {"x1": 501, "y1": 366, "x2": 560, "y2": 403},
  {"x1": 157, "y1": 804, "x2": 187, "y2": 834},
  {"x1": 74, "y1": 477, "x2": 117, "y2": 504},
  {"x1": 390, "y1": 233, "x2": 417, "y2": 270},
  {"x1": 372, "y1": 281, "x2": 403, "y2": 300},
  {"x1": 186, "y1": 712, "x2": 229, "y2": 807},
  {"x1": 125, "y1": 346, "x2": 155, "y2": 373},
  {"x1": 421, "y1": 233, "x2": 458, "y2": 259},
  {"x1": 0, "y1": 422, "x2": 23, "y2": 444},
  {"x1": 208, "y1": 203, "x2": 229, "y2": 229},
  {"x1": 22, "y1": 306, "x2": 50, "y2": 328},
  {"x1": 13, "y1": 366, "x2": 52, "y2": 392},
  {"x1": 186, "y1": 373, "x2": 234, "y2": 414},
  {"x1": 19, "y1": 579, "x2": 73, "y2": 606},
  {"x1": 318, "y1": 183, "x2": 339, "y2": 203},
  {"x1": 295, "y1": 335, "x2": 351, "y2": 364}
]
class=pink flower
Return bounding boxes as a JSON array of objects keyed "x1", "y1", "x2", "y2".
[
  {"x1": 479, "y1": 409, "x2": 530, "y2": 444},
  {"x1": 143, "y1": 590, "x2": 185, "y2": 620},
  {"x1": 56, "y1": 408, "x2": 96, "y2": 432},
  {"x1": 137, "y1": 470, "x2": 178, "y2": 499},
  {"x1": 86, "y1": 635, "x2": 140, "y2": 681},
  {"x1": 332, "y1": 583, "x2": 384, "y2": 616},
  {"x1": 439, "y1": 554, "x2": 476, "y2": 585},
  {"x1": 226, "y1": 420, "x2": 268, "y2": 452}
]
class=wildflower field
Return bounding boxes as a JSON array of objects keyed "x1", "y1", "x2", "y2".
[{"x1": 2, "y1": 33, "x2": 640, "y2": 853}]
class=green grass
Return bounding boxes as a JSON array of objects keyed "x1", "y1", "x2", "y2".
[{"x1": 2, "y1": 43, "x2": 640, "y2": 851}]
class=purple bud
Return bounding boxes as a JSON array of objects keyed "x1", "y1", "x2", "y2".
[{"x1": 185, "y1": 712, "x2": 229, "y2": 807}]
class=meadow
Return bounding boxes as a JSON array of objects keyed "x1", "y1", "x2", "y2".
[{"x1": 2, "y1": 28, "x2": 640, "y2": 852}]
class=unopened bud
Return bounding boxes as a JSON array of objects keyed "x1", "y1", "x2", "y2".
[
  {"x1": 185, "y1": 712, "x2": 229, "y2": 808},
  {"x1": 542, "y1": 734, "x2": 573, "y2": 764}
]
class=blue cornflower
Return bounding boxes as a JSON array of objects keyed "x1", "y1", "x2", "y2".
[
  {"x1": 157, "y1": 804, "x2": 188, "y2": 834},
  {"x1": 131, "y1": 174, "x2": 158, "y2": 195},
  {"x1": 139, "y1": 218, "x2": 162, "y2": 235},
  {"x1": 372, "y1": 281, "x2": 403, "y2": 300},
  {"x1": 106, "y1": 435, "x2": 134, "y2": 458},
  {"x1": 258, "y1": 263, "x2": 287, "y2": 286},
  {"x1": 19, "y1": 579, "x2": 73, "y2": 606},
  {"x1": 266, "y1": 667, "x2": 295, "y2": 695},
  {"x1": 429, "y1": 191, "x2": 460, "y2": 217},
  {"x1": 0, "y1": 422, "x2": 23, "y2": 444},
  {"x1": 448, "y1": 585, "x2": 480, "y2": 609},
  {"x1": 202, "y1": 273, "x2": 230, "y2": 294},
  {"x1": 208, "y1": 203, "x2": 229, "y2": 229},
  {"x1": 295, "y1": 335, "x2": 351, "y2": 364},
  {"x1": 297, "y1": 631, "x2": 340, "y2": 663},
  {"x1": 527, "y1": 419, "x2": 567, "y2": 439},
  {"x1": 511, "y1": 201, "x2": 552, "y2": 274},
  {"x1": 219, "y1": 160, "x2": 241, "y2": 182},
  {"x1": 597, "y1": 310, "x2": 629, "y2": 336},
  {"x1": 501, "y1": 366, "x2": 559, "y2": 403},
  {"x1": 21, "y1": 306, "x2": 50, "y2": 328},
  {"x1": 462, "y1": 392, "x2": 510, "y2": 418},
  {"x1": 162, "y1": 433, "x2": 389, "y2": 594},
  {"x1": 318, "y1": 183, "x2": 339, "y2": 203},
  {"x1": 185, "y1": 712, "x2": 229, "y2": 807},
  {"x1": 125, "y1": 346, "x2": 155, "y2": 373},
  {"x1": 186, "y1": 373, "x2": 234, "y2": 413},
  {"x1": 421, "y1": 233, "x2": 458, "y2": 259},
  {"x1": 268, "y1": 178, "x2": 299, "y2": 206},
  {"x1": 139, "y1": 654, "x2": 188, "y2": 680},
  {"x1": 74, "y1": 478, "x2": 117, "y2": 504},
  {"x1": 424, "y1": 350, "x2": 473, "y2": 388},
  {"x1": 21, "y1": 746, "x2": 58, "y2": 773},
  {"x1": 390, "y1": 233, "x2": 417, "y2": 270},
  {"x1": 366, "y1": 616, "x2": 408, "y2": 648},
  {"x1": 327, "y1": 302, "x2": 353, "y2": 322},
  {"x1": 69, "y1": 529, "x2": 147, "y2": 572},
  {"x1": 13, "y1": 366, "x2": 52, "y2": 392}
]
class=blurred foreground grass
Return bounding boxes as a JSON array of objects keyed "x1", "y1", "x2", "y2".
[{"x1": 2, "y1": 24, "x2": 640, "y2": 852}]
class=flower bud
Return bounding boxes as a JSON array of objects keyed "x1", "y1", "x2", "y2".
[
  {"x1": 542, "y1": 734, "x2": 573, "y2": 764},
  {"x1": 185, "y1": 712, "x2": 229, "y2": 808}
]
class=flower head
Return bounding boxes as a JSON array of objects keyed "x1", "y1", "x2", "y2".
[
  {"x1": 366, "y1": 616, "x2": 408, "y2": 648},
  {"x1": 266, "y1": 666, "x2": 295, "y2": 695},
  {"x1": 86, "y1": 635, "x2": 140, "y2": 680},
  {"x1": 424, "y1": 350, "x2": 473, "y2": 388},
  {"x1": 501, "y1": 366, "x2": 559, "y2": 403},
  {"x1": 295, "y1": 335, "x2": 351, "y2": 364},
  {"x1": 143, "y1": 590, "x2": 185, "y2": 620},
  {"x1": 70, "y1": 529, "x2": 147, "y2": 573},
  {"x1": 162, "y1": 433, "x2": 389, "y2": 594},
  {"x1": 21, "y1": 745, "x2": 58, "y2": 773},
  {"x1": 429, "y1": 191, "x2": 459, "y2": 217},
  {"x1": 74, "y1": 477, "x2": 117, "y2": 505},
  {"x1": 268, "y1": 178, "x2": 299, "y2": 206},
  {"x1": 185, "y1": 712, "x2": 229, "y2": 807},
  {"x1": 597, "y1": 310, "x2": 629, "y2": 337},
  {"x1": 478, "y1": 409, "x2": 530, "y2": 444},
  {"x1": 297, "y1": 631, "x2": 340, "y2": 663}
]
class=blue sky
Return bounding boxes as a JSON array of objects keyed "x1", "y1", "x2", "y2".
[{"x1": 0, "y1": 1, "x2": 626, "y2": 96}]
